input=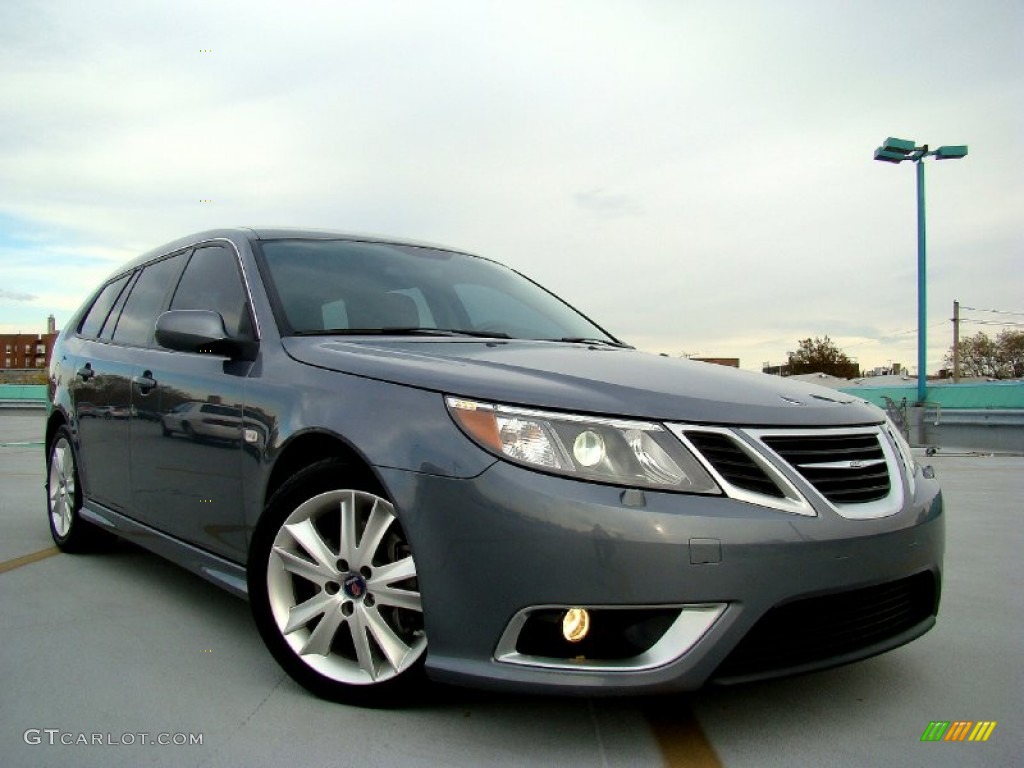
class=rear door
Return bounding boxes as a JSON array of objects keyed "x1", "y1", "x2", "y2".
[{"x1": 67, "y1": 273, "x2": 136, "y2": 511}]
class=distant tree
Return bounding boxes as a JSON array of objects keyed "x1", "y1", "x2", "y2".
[
  {"x1": 998, "y1": 329, "x2": 1024, "y2": 378},
  {"x1": 786, "y1": 336, "x2": 860, "y2": 378},
  {"x1": 945, "y1": 329, "x2": 1024, "y2": 379}
]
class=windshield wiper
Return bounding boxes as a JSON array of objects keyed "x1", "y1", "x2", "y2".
[
  {"x1": 294, "y1": 327, "x2": 512, "y2": 339},
  {"x1": 382, "y1": 327, "x2": 512, "y2": 339},
  {"x1": 549, "y1": 337, "x2": 632, "y2": 348}
]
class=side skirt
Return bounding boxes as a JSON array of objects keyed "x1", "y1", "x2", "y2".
[{"x1": 81, "y1": 500, "x2": 250, "y2": 599}]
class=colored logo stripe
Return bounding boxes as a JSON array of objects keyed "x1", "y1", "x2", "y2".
[
  {"x1": 921, "y1": 722, "x2": 949, "y2": 742},
  {"x1": 944, "y1": 721, "x2": 973, "y2": 741},
  {"x1": 920, "y1": 720, "x2": 997, "y2": 743},
  {"x1": 969, "y1": 722, "x2": 997, "y2": 742}
]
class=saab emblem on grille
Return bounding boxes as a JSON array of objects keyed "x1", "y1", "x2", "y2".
[{"x1": 799, "y1": 459, "x2": 887, "y2": 470}]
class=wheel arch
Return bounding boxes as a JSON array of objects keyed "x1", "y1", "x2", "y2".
[
  {"x1": 262, "y1": 429, "x2": 388, "y2": 515},
  {"x1": 45, "y1": 408, "x2": 70, "y2": 458}
]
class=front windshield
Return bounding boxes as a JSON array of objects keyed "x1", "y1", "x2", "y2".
[{"x1": 256, "y1": 239, "x2": 620, "y2": 344}]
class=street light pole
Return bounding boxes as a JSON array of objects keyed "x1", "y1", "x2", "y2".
[{"x1": 874, "y1": 137, "x2": 968, "y2": 404}]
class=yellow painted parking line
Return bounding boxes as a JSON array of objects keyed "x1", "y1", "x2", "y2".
[
  {"x1": 0, "y1": 547, "x2": 61, "y2": 574},
  {"x1": 645, "y1": 705, "x2": 723, "y2": 768}
]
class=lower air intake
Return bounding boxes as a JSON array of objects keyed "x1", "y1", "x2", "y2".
[{"x1": 715, "y1": 571, "x2": 937, "y2": 679}]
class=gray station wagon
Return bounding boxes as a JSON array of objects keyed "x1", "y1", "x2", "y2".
[{"x1": 45, "y1": 228, "x2": 944, "y2": 705}]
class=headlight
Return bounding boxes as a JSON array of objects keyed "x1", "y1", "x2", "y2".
[{"x1": 446, "y1": 397, "x2": 719, "y2": 494}]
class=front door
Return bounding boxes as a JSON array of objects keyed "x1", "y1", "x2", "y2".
[{"x1": 128, "y1": 243, "x2": 257, "y2": 562}]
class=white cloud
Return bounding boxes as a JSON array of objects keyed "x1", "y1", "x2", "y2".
[
  {"x1": 1, "y1": 0, "x2": 1021, "y2": 371},
  {"x1": 0, "y1": 289, "x2": 36, "y2": 301}
]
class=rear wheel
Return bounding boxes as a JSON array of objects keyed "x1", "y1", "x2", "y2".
[
  {"x1": 249, "y1": 459, "x2": 427, "y2": 706},
  {"x1": 47, "y1": 426, "x2": 108, "y2": 552}
]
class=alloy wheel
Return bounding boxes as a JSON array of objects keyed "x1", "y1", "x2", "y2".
[
  {"x1": 266, "y1": 489, "x2": 426, "y2": 685},
  {"x1": 48, "y1": 436, "x2": 76, "y2": 539}
]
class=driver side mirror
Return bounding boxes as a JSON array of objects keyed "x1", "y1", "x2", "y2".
[{"x1": 155, "y1": 310, "x2": 257, "y2": 361}]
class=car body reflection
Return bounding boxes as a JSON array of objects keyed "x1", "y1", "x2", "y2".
[{"x1": 161, "y1": 401, "x2": 243, "y2": 443}]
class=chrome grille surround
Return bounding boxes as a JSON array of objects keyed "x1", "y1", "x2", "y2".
[
  {"x1": 669, "y1": 424, "x2": 906, "y2": 520},
  {"x1": 671, "y1": 426, "x2": 815, "y2": 516}
]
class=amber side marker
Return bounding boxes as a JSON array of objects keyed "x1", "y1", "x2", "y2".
[
  {"x1": 644, "y1": 703, "x2": 723, "y2": 768},
  {"x1": 0, "y1": 547, "x2": 61, "y2": 575}
]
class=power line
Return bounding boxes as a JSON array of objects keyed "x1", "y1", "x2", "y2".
[
  {"x1": 960, "y1": 319, "x2": 1024, "y2": 328},
  {"x1": 842, "y1": 322, "x2": 947, "y2": 349},
  {"x1": 960, "y1": 306, "x2": 1024, "y2": 317}
]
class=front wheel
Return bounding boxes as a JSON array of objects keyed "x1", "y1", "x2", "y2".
[{"x1": 248, "y1": 460, "x2": 427, "y2": 705}]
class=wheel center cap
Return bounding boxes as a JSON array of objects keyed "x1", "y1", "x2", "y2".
[{"x1": 342, "y1": 572, "x2": 367, "y2": 599}]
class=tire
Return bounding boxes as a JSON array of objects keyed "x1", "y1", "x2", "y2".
[
  {"x1": 248, "y1": 459, "x2": 428, "y2": 706},
  {"x1": 47, "y1": 426, "x2": 109, "y2": 552}
]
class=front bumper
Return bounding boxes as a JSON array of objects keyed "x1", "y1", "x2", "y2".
[{"x1": 378, "y1": 457, "x2": 944, "y2": 695}]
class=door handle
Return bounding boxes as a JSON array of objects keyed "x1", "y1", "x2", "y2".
[
  {"x1": 76, "y1": 363, "x2": 95, "y2": 381},
  {"x1": 133, "y1": 371, "x2": 158, "y2": 394}
]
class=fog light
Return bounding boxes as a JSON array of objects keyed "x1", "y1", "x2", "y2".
[{"x1": 562, "y1": 607, "x2": 590, "y2": 643}]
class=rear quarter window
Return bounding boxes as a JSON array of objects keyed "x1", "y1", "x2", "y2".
[{"x1": 78, "y1": 275, "x2": 130, "y2": 339}]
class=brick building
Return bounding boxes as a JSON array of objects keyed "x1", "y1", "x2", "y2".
[
  {"x1": 0, "y1": 315, "x2": 60, "y2": 371},
  {"x1": 692, "y1": 357, "x2": 740, "y2": 368}
]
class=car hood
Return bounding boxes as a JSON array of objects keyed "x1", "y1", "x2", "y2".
[{"x1": 282, "y1": 338, "x2": 881, "y2": 426}]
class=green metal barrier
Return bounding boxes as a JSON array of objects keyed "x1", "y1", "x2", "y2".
[
  {"x1": 840, "y1": 382, "x2": 1024, "y2": 410},
  {"x1": 0, "y1": 384, "x2": 48, "y2": 404}
]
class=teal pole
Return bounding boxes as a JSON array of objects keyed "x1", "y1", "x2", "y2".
[
  {"x1": 915, "y1": 157, "x2": 927, "y2": 404},
  {"x1": 876, "y1": 138, "x2": 966, "y2": 402}
]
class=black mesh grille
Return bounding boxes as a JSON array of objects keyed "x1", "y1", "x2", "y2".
[
  {"x1": 686, "y1": 432, "x2": 784, "y2": 498},
  {"x1": 762, "y1": 433, "x2": 891, "y2": 504},
  {"x1": 715, "y1": 572, "x2": 937, "y2": 679}
]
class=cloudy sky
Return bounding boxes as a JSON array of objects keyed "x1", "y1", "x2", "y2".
[{"x1": 1, "y1": 0, "x2": 1021, "y2": 373}]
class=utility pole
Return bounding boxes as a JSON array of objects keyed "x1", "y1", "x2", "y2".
[{"x1": 952, "y1": 300, "x2": 960, "y2": 383}]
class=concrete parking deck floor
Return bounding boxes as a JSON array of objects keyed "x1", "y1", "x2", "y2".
[{"x1": 1, "y1": 410, "x2": 1021, "y2": 767}]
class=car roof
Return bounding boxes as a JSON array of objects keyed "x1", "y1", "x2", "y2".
[{"x1": 108, "y1": 227, "x2": 476, "y2": 280}]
